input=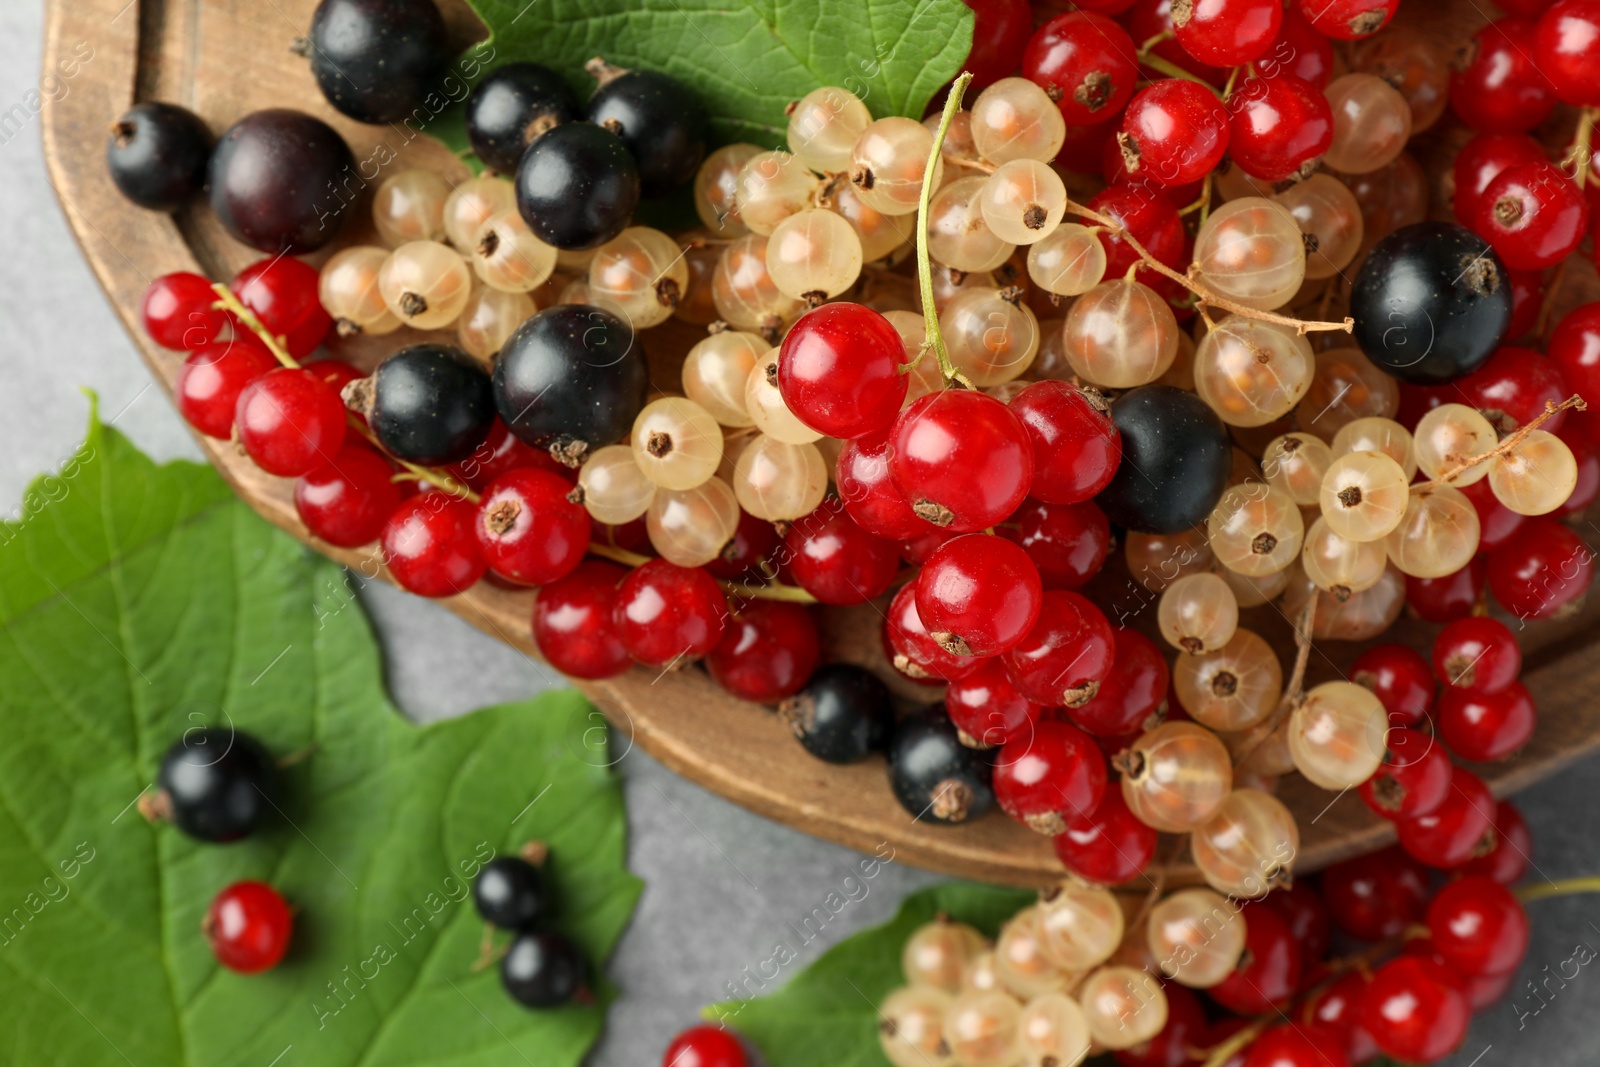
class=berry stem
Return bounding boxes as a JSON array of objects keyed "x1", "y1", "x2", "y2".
[
  {"x1": 1518, "y1": 876, "x2": 1600, "y2": 903},
  {"x1": 1567, "y1": 106, "x2": 1597, "y2": 192},
  {"x1": 1231, "y1": 595, "x2": 1316, "y2": 769},
  {"x1": 1138, "y1": 52, "x2": 1221, "y2": 94},
  {"x1": 1195, "y1": 1020, "x2": 1267, "y2": 1067},
  {"x1": 914, "y1": 70, "x2": 976, "y2": 389},
  {"x1": 209, "y1": 283, "x2": 297, "y2": 370},
  {"x1": 586, "y1": 541, "x2": 819, "y2": 604},
  {"x1": 1414, "y1": 394, "x2": 1589, "y2": 492}
]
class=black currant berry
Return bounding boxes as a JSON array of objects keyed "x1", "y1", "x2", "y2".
[
  {"x1": 472, "y1": 857, "x2": 551, "y2": 930},
  {"x1": 886, "y1": 708, "x2": 994, "y2": 825},
  {"x1": 515, "y1": 123, "x2": 640, "y2": 251},
  {"x1": 155, "y1": 727, "x2": 281, "y2": 843},
  {"x1": 493, "y1": 304, "x2": 648, "y2": 465},
  {"x1": 584, "y1": 63, "x2": 708, "y2": 199},
  {"x1": 779, "y1": 664, "x2": 893, "y2": 764},
  {"x1": 352, "y1": 345, "x2": 495, "y2": 465},
  {"x1": 208, "y1": 109, "x2": 356, "y2": 254},
  {"x1": 105, "y1": 102, "x2": 212, "y2": 211},
  {"x1": 1094, "y1": 384, "x2": 1230, "y2": 535},
  {"x1": 1351, "y1": 221, "x2": 1512, "y2": 385},
  {"x1": 306, "y1": 0, "x2": 449, "y2": 124},
  {"x1": 501, "y1": 931, "x2": 587, "y2": 1008},
  {"x1": 465, "y1": 63, "x2": 581, "y2": 175}
]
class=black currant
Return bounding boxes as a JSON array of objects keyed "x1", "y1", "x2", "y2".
[
  {"x1": 155, "y1": 727, "x2": 281, "y2": 843},
  {"x1": 515, "y1": 123, "x2": 640, "y2": 251},
  {"x1": 472, "y1": 857, "x2": 551, "y2": 930},
  {"x1": 584, "y1": 63, "x2": 708, "y2": 199},
  {"x1": 353, "y1": 345, "x2": 495, "y2": 465},
  {"x1": 306, "y1": 0, "x2": 449, "y2": 124},
  {"x1": 1094, "y1": 384, "x2": 1230, "y2": 535},
  {"x1": 501, "y1": 931, "x2": 587, "y2": 1008},
  {"x1": 208, "y1": 109, "x2": 356, "y2": 254},
  {"x1": 1350, "y1": 221, "x2": 1513, "y2": 385},
  {"x1": 465, "y1": 63, "x2": 581, "y2": 175},
  {"x1": 493, "y1": 304, "x2": 648, "y2": 465},
  {"x1": 886, "y1": 708, "x2": 994, "y2": 825},
  {"x1": 105, "y1": 102, "x2": 212, "y2": 211},
  {"x1": 779, "y1": 664, "x2": 893, "y2": 764}
]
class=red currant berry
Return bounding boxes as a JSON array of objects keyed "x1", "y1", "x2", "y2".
[
  {"x1": 1461, "y1": 476, "x2": 1526, "y2": 552},
  {"x1": 175, "y1": 338, "x2": 279, "y2": 439},
  {"x1": 533, "y1": 559, "x2": 631, "y2": 679},
  {"x1": 1242, "y1": 1023, "x2": 1347, "y2": 1067},
  {"x1": 662, "y1": 1025, "x2": 747, "y2": 1067},
  {"x1": 231, "y1": 256, "x2": 333, "y2": 359},
  {"x1": 1294, "y1": 0, "x2": 1397, "y2": 37},
  {"x1": 993, "y1": 719, "x2": 1107, "y2": 834},
  {"x1": 1428, "y1": 874, "x2": 1530, "y2": 977},
  {"x1": 205, "y1": 880, "x2": 293, "y2": 974},
  {"x1": 1456, "y1": 345, "x2": 1571, "y2": 433},
  {"x1": 706, "y1": 600, "x2": 819, "y2": 703},
  {"x1": 1211, "y1": 902, "x2": 1302, "y2": 1016},
  {"x1": 916, "y1": 534, "x2": 1043, "y2": 657},
  {"x1": 1008, "y1": 381, "x2": 1122, "y2": 505},
  {"x1": 898, "y1": 526, "x2": 959, "y2": 566},
  {"x1": 382, "y1": 493, "x2": 487, "y2": 597},
  {"x1": 836, "y1": 428, "x2": 936, "y2": 542},
  {"x1": 1558, "y1": 422, "x2": 1600, "y2": 515},
  {"x1": 1002, "y1": 590, "x2": 1116, "y2": 707},
  {"x1": 1125, "y1": 0, "x2": 1227, "y2": 84},
  {"x1": 474, "y1": 468, "x2": 590, "y2": 586},
  {"x1": 1397, "y1": 766, "x2": 1498, "y2": 869},
  {"x1": 1308, "y1": 972, "x2": 1379, "y2": 1064},
  {"x1": 785, "y1": 501, "x2": 900, "y2": 605},
  {"x1": 1438, "y1": 680, "x2": 1536, "y2": 761},
  {"x1": 1507, "y1": 266, "x2": 1545, "y2": 339},
  {"x1": 1100, "y1": 138, "x2": 1203, "y2": 210},
  {"x1": 1550, "y1": 300, "x2": 1600, "y2": 399},
  {"x1": 1466, "y1": 967, "x2": 1518, "y2": 1009},
  {"x1": 1067, "y1": 628, "x2": 1168, "y2": 738},
  {"x1": 889, "y1": 391, "x2": 1033, "y2": 534},
  {"x1": 1406, "y1": 558, "x2": 1486, "y2": 623},
  {"x1": 958, "y1": 0, "x2": 1036, "y2": 90},
  {"x1": 1450, "y1": 17, "x2": 1557, "y2": 132},
  {"x1": 1118, "y1": 79, "x2": 1229, "y2": 188},
  {"x1": 450, "y1": 418, "x2": 573, "y2": 492},
  {"x1": 1359, "y1": 727, "x2": 1452, "y2": 820},
  {"x1": 1473, "y1": 161, "x2": 1589, "y2": 270},
  {"x1": 1487, "y1": 516, "x2": 1593, "y2": 619},
  {"x1": 999, "y1": 498, "x2": 1111, "y2": 590},
  {"x1": 945, "y1": 658, "x2": 1046, "y2": 749},
  {"x1": 234, "y1": 366, "x2": 347, "y2": 477},
  {"x1": 1534, "y1": 0, "x2": 1600, "y2": 106},
  {"x1": 142, "y1": 271, "x2": 233, "y2": 351},
  {"x1": 1173, "y1": 0, "x2": 1281, "y2": 67},
  {"x1": 1362, "y1": 956, "x2": 1471, "y2": 1063},
  {"x1": 1452, "y1": 133, "x2": 1549, "y2": 241},
  {"x1": 1224, "y1": 75, "x2": 1332, "y2": 182},
  {"x1": 1322, "y1": 845, "x2": 1431, "y2": 940},
  {"x1": 1462, "y1": 800, "x2": 1532, "y2": 884},
  {"x1": 703, "y1": 509, "x2": 780, "y2": 582},
  {"x1": 1086, "y1": 185, "x2": 1188, "y2": 285},
  {"x1": 777, "y1": 303, "x2": 907, "y2": 440},
  {"x1": 884, "y1": 582, "x2": 984, "y2": 683},
  {"x1": 1255, "y1": 6, "x2": 1334, "y2": 87},
  {"x1": 1112, "y1": 983, "x2": 1206, "y2": 1067},
  {"x1": 1350, "y1": 643, "x2": 1434, "y2": 727},
  {"x1": 1259, "y1": 880, "x2": 1331, "y2": 964},
  {"x1": 1053, "y1": 787, "x2": 1156, "y2": 886},
  {"x1": 294, "y1": 444, "x2": 402, "y2": 548},
  {"x1": 1022, "y1": 12, "x2": 1141, "y2": 126},
  {"x1": 613, "y1": 560, "x2": 727, "y2": 668},
  {"x1": 1433, "y1": 616, "x2": 1521, "y2": 693}
]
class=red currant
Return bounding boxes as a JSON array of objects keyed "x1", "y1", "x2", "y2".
[
  {"x1": 1350, "y1": 643, "x2": 1435, "y2": 726},
  {"x1": 474, "y1": 468, "x2": 590, "y2": 586},
  {"x1": 1067, "y1": 628, "x2": 1168, "y2": 738},
  {"x1": 1456, "y1": 344, "x2": 1571, "y2": 433},
  {"x1": 1432, "y1": 616, "x2": 1521, "y2": 693},
  {"x1": 1125, "y1": 0, "x2": 1227, "y2": 84},
  {"x1": 1507, "y1": 266, "x2": 1545, "y2": 339},
  {"x1": 1549, "y1": 300, "x2": 1600, "y2": 399},
  {"x1": 231, "y1": 256, "x2": 332, "y2": 358},
  {"x1": 205, "y1": 880, "x2": 293, "y2": 974},
  {"x1": 998, "y1": 498, "x2": 1111, "y2": 590},
  {"x1": 916, "y1": 534, "x2": 1042, "y2": 657},
  {"x1": 1462, "y1": 800, "x2": 1532, "y2": 884},
  {"x1": 294, "y1": 444, "x2": 402, "y2": 548},
  {"x1": 945, "y1": 658, "x2": 1046, "y2": 749},
  {"x1": 707, "y1": 600, "x2": 819, "y2": 703},
  {"x1": 1241, "y1": 1023, "x2": 1347, "y2": 1067},
  {"x1": 1173, "y1": 0, "x2": 1281, "y2": 67},
  {"x1": 1452, "y1": 132, "x2": 1549, "y2": 240},
  {"x1": 703, "y1": 509, "x2": 781, "y2": 582},
  {"x1": 993, "y1": 719, "x2": 1107, "y2": 834},
  {"x1": 898, "y1": 526, "x2": 959, "y2": 566},
  {"x1": 958, "y1": 0, "x2": 1035, "y2": 90},
  {"x1": 1053, "y1": 787, "x2": 1156, "y2": 886},
  {"x1": 662, "y1": 1025, "x2": 747, "y2": 1067},
  {"x1": 836, "y1": 428, "x2": 937, "y2": 541},
  {"x1": 777, "y1": 303, "x2": 907, "y2": 440},
  {"x1": 1428, "y1": 874, "x2": 1530, "y2": 977},
  {"x1": 1002, "y1": 590, "x2": 1116, "y2": 707},
  {"x1": 1100, "y1": 138, "x2": 1203, "y2": 209},
  {"x1": 1294, "y1": 0, "x2": 1397, "y2": 37},
  {"x1": 613, "y1": 560, "x2": 727, "y2": 668},
  {"x1": 1259, "y1": 880, "x2": 1331, "y2": 964},
  {"x1": 1321, "y1": 845, "x2": 1431, "y2": 940},
  {"x1": 1362, "y1": 956, "x2": 1471, "y2": 1062},
  {"x1": 1118, "y1": 79, "x2": 1229, "y2": 188},
  {"x1": 1086, "y1": 185, "x2": 1188, "y2": 287},
  {"x1": 1472, "y1": 161, "x2": 1589, "y2": 270},
  {"x1": 1397, "y1": 766, "x2": 1498, "y2": 869},
  {"x1": 1487, "y1": 516, "x2": 1593, "y2": 619},
  {"x1": 1533, "y1": 0, "x2": 1600, "y2": 106},
  {"x1": 1558, "y1": 422, "x2": 1600, "y2": 515},
  {"x1": 1358, "y1": 727, "x2": 1452, "y2": 819},
  {"x1": 1461, "y1": 476, "x2": 1526, "y2": 552},
  {"x1": 1112, "y1": 983, "x2": 1205, "y2": 1067},
  {"x1": 1405, "y1": 558, "x2": 1486, "y2": 623},
  {"x1": 883, "y1": 582, "x2": 984, "y2": 683},
  {"x1": 234, "y1": 366, "x2": 347, "y2": 477},
  {"x1": 141, "y1": 271, "x2": 233, "y2": 351},
  {"x1": 1255, "y1": 6, "x2": 1334, "y2": 87},
  {"x1": 175, "y1": 338, "x2": 279, "y2": 439},
  {"x1": 450, "y1": 418, "x2": 573, "y2": 492},
  {"x1": 1211, "y1": 901, "x2": 1301, "y2": 1016},
  {"x1": 1439, "y1": 680, "x2": 1536, "y2": 761},
  {"x1": 533, "y1": 559, "x2": 631, "y2": 679},
  {"x1": 889, "y1": 391, "x2": 1033, "y2": 533},
  {"x1": 382, "y1": 493, "x2": 487, "y2": 598},
  {"x1": 1450, "y1": 17, "x2": 1557, "y2": 131},
  {"x1": 1308, "y1": 972, "x2": 1379, "y2": 1064},
  {"x1": 1466, "y1": 967, "x2": 1518, "y2": 1009},
  {"x1": 1224, "y1": 75, "x2": 1333, "y2": 182},
  {"x1": 785, "y1": 501, "x2": 900, "y2": 605},
  {"x1": 1008, "y1": 381, "x2": 1122, "y2": 505},
  {"x1": 1022, "y1": 12, "x2": 1141, "y2": 126}
]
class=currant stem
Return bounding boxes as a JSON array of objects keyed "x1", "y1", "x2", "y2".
[
  {"x1": 1518, "y1": 877, "x2": 1600, "y2": 903},
  {"x1": 209, "y1": 284, "x2": 297, "y2": 369},
  {"x1": 1231, "y1": 595, "x2": 1315, "y2": 769},
  {"x1": 1568, "y1": 106, "x2": 1597, "y2": 192},
  {"x1": 1414, "y1": 394, "x2": 1589, "y2": 492},
  {"x1": 1138, "y1": 52, "x2": 1220, "y2": 94},
  {"x1": 915, "y1": 70, "x2": 976, "y2": 390},
  {"x1": 1197, "y1": 1021, "x2": 1266, "y2": 1067}
]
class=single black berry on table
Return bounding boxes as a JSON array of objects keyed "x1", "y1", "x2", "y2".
[
  {"x1": 886, "y1": 707, "x2": 994, "y2": 825},
  {"x1": 153, "y1": 727, "x2": 281, "y2": 843},
  {"x1": 105, "y1": 102, "x2": 212, "y2": 211},
  {"x1": 515, "y1": 122, "x2": 640, "y2": 251},
  {"x1": 306, "y1": 0, "x2": 449, "y2": 124},
  {"x1": 493, "y1": 304, "x2": 648, "y2": 465},
  {"x1": 501, "y1": 931, "x2": 588, "y2": 1008},
  {"x1": 584, "y1": 61, "x2": 708, "y2": 199},
  {"x1": 1094, "y1": 384, "x2": 1231, "y2": 535},
  {"x1": 472, "y1": 856, "x2": 551, "y2": 930},
  {"x1": 779, "y1": 663, "x2": 894, "y2": 764},
  {"x1": 208, "y1": 109, "x2": 356, "y2": 254},
  {"x1": 465, "y1": 62, "x2": 582, "y2": 175},
  {"x1": 350, "y1": 344, "x2": 495, "y2": 465},
  {"x1": 1351, "y1": 221, "x2": 1512, "y2": 385}
]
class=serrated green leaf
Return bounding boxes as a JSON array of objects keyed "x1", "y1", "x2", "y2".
[{"x1": 0, "y1": 406, "x2": 641, "y2": 1066}]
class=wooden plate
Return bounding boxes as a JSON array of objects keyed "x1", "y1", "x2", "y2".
[{"x1": 42, "y1": 0, "x2": 1600, "y2": 887}]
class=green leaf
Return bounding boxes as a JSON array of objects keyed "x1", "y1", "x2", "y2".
[
  {"x1": 707, "y1": 881, "x2": 1035, "y2": 1067},
  {"x1": 0, "y1": 405, "x2": 641, "y2": 1066}
]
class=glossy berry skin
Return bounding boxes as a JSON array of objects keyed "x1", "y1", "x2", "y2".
[
  {"x1": 1243, "y1": 1024, "x2": 1348, "y2": 1067},
  {"x1": 206, "y1": 881, "x2": 293, "y2": 974},
  {"x1": 916, "y1": 534, "x2": 1042, "y2": 657},
  {"x1": 884, "y1": 584, "x2": 984, "y2": 684},
  {"x1": 993, "y1": 719, "x2": 1106, "y2": 834},
  {"x1": 1295, "y1": 0, "x2": 1398, "y2": 37},
  {"x1": 1225, "y1": 75, "x2": 1332, "y2": 182},
  {"x1": 305, "y1": 359, "x2": 368, "y2": 421},
  {"x1": 1117, "y1": 80, "x2": 1228, "y2": 188},
  {"x1": 1549, "y1": 301, "x2": 1600, "y2": 402},
  {"x1": 308, "y1": 0, "x2": 447, "y2": 123},
  {"x1": 1259, "y1": 880, "x2": 1331, "y2": 964},
  {"x1": 1350, "y1": 643, "x2": 1434, "y2": 727},
  {"x1": 779, "y1": 663, "x2": 892, "y2": 763},
  {"x1": 1462, "y1": 477, "x2": 1526, "y2": 552},
  {"x1": 176, "y1": 339, "x2": 278, "y2": 439},
  {"x1": 1127, "y1": 0, "x2": 1227, "y2": 84},
  {"x1": 1456, "y1": 344, "x2": 1571, "y2": 433},
  {"x1": 1534, "y1": 0, "x2": 1600, "y2": 106},
  {"x1": 1452, "y1": 133, "x2": 1548, "y2": 234},
  {"x1": 1053, "y1": 788, "x2": 1157, "y2": 885},
  {"x1": 1429, "y1": 875, "x2": 1530, "y2": 977},
  {"x1": 1433, "y1": 617, "x2": 1520, "y2": 693},
  {"x1": 1114, "y1": 985, "x2": 1206, "y2": 1067},
  {"x1": 464, "y1": 62, "x2": 581, "y2": 175},
  {"x1": 1096, "y1": 385, "x2": 1230, "y2": 534},
  {"x1": 1363, "y1": 956, "x2": 1470, "y2": 1062},
  {"x1": 586, "y1": 68, "x2": 708, "y2": 199},
  {"x1": 231, "y1": 257, "x2": 332, "y2": 359},
  {"x1": 835, "y1": 429, "x2": 935, "y2": 542},
  {"x1": 662, "y1": 1026, "x2": 747, "y2": 1067},
  {"x1": 451, "y1": 419, "x2": 570, "y2": 492},
  {"x1": 143, "y1": 272, "x2": 234, "y2": 352},
  {"x1": 1087, "y1": 185, "x2": 1187, "y2": 285},
  {"x1": 516, "y1": 121, "x2": 641, "y2": 250},
  {"x1": 1002, "y1": 590, "x2": 1116, "y2": 708},
  {"x1": 945, "y1": 658, "x2": 1046, "y2": 749},
  {"x1": 1174, "y1": 0, "x2": 1281, "y2": 66},
  {"x1": 1257, "y1": 8, "x2": 1334, "y2": 86},
  {"x1": 785, "y1": 503, "x2": 900, "y2": 606},
  {"x1": 1439, "y1": 681, "x2": 1536, "y2": 762},
  {"x1": 533, "y1": 560, "x2": 631, "y2": 679},
  {"x1": 890, "y1": 391, "x2": 1033, "y2": 534},
  {"x1": 778, "y1": 303, "x2": 907, "y2": 439},
  {"x1": 208, "y1": 109, "x2": 355, "y2": 254},
  {"x1": 1210, "y1": 902, "x2": 1301, "y2": 1015},
  {"x1": 1487, "y1": 517, "x2": 1593, "y2": 619},
  {"x1": 294, "y1": 444, "x2": 402, "y2": 547},
  {"x1": 472, "y1": 856, "x2": 550, "y2": 930},
  {"x1": 898, "y1": 527, "x2": 958, "y2": 567},
  {"x1": 106, "y1": 102, "x2": 211, "y2": 211},
  {"x1": 1473, "y1": 161, "x2": 1589, "y2": 270},
  {"x1": 1450, "y1": 18, "x2": 1557, "y2": 132},
  {"x1": 382, "y1": 494, "x2": 487, "y2": 597},
  {"x1": 1462, "y1": 801, "x2": 1531, "y2": 884},
  {"x1": 157, "y1": 727, "x2": 280, "y2": 843},
  {"x1": 235, "y1": 367, "x2": 347, "y2": 477},
  {"x1": 960, "y1": 0, "x2": 1036, "y2": 89},
  {"x1": 1351, "y1": 222, "x2": 1512, "y2": 385},
  {"x1": 1022, "y1": 12, "x2": 1141, "y2": 126},
  {"x1": 494, "y1": 305, "x2": 648, "y2": 462},
  {"x1": 703, "y1": 510, "x2": 780, "y2": 582},
  {"x1": 1358, "y1": 727, "x2": 1451, "y2": 820},
  {"x1": 1068, "y1": 628, "x2": 1168, "y2": 738},
  {"x1": 613, "y1": 559, "x2": 726, "y2": 667},
  {"x1": 475, "y1": 468, "x2": 590, "y2": 586},
  {"x1": 1307, "y1": 972, "x2": 1380, "y2": 1063},
  {"x1": 707, "y1": 601, "x2": 819, "y2": 703},
  {"x1": 502, "y1": 931, "x2": 587, "y2": 1007},
  {"x1": 885, "y1": 707, "x2": 995, "y2": 824},
  {"x1": 363, "y1": 346, "x2": 497, "y2": 466},
  {"x1": 1008, "y1": 381, "x2": 1121, "y2": 505},
  {"x1": 999, "y1": 499, "x2": 1110, "y2": 591},
  {"x1": 1397, "y1": 766, "x2": 1497, "y2": 868},
  {"x1": 1321, "y1": 845, "x2": 1430, "y2": 940}
]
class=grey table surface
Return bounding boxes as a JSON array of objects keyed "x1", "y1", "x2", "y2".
[{"x1": 5, "y1": 2, "x2": 1600, "y2": 1063}]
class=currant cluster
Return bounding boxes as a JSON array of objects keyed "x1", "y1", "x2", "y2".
[{"x1": 472, "y1": 847, "x2": 590, "y2": 1009}]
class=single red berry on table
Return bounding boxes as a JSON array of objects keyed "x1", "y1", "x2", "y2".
[
  {"x1": 174, "y1": 338, "x2": 278, "y2": 439},
  {"x1": 1455, "y1": 345, "x2": 1571, "y2": 433},
  {"x1": 993, "y1": 719, "x2": 1107, "y2": 834},
  {"x1": 1405, "y1": 559, "x2": 1486, "y2": 623},
  {"x1": 784, "y1": 501, "x2": 900, "y2": 605},
  {"x1": 1450, "y1": 18, "x2": 1557, "y2": 132},
  {"x1": 1487, "y1": 516, "x2": 1593, "y2": 619},
  {"x1": 1432, "y1": 616, "x2": 1521, "y2": 693},
  {"x1": 706, "y1": 600, "x2": 819, "y2": 703},
  {"x1": 231, "y1": 256, "x2": 332, "y2": 359},
  {"x1": 1359, "y1": 727, "x2": 1452, "y2": 820},
  {"x1": 1294, "y1": 0, "x2": 1398, "y2": 37},
  {"x1": 1225, "y1": 75, "x2": 1333, "y2": 182},
  {"x1": 474, "y1": 468, "x2": 590, "y2": 586},
  {"x1": 999, "y1": 498, "x2": 1111, "y2": 591},
  {"x1": 1008, "y1": 381, "x2": 1122, "y2": 505},
  {"x1": 1397, "y1": 766, "x2": 1498, "y2": 869},
  {"x1": 915, "y1": 533, "x2": 1043, "y2": 657},
  {"x1": 1112, "y1": 983, "x2": 1206, "y2": 1067},
  {"x1": 1242, "y1": 1023, "x2": 1348, "y2": 1067},
  {"x1": 382, "y1": 493, "x2": 486, "y2": 598},
  {"x1": 1321, "y1": 845, "x2": 1431, "y2": 940},
  {"x1": 1472, "y1": 161, "x2": 1589, "y2": 270},
  {"x1": 1255, "y1": 6, "x2": 1334, "y2": 87},
  {"x1": 1461, "y1": 477, "x2": 1525, "y2": 552},
  {"x1": 889, "y1": 390, "x2": 1034, "y2": 534},
  {"x1": 946, "y1": 657, "x2": 1047, "y2": 749},
  {"x1": 662, "y1": 1024, "x2": 747, "y2": 1067},
  {"x1": 1117, "y1": 79, "x2": 1229, "y2": 188},
  {"x1": 533, "y1": 559, "x2": 631, "y2": 680},
  {"x1": 1053, "y1": 787, "x2": 1156, "y2": 887},
  {"x1": 836, "y1": 428, "x2": 936, "y2": 542},
  {"x1": 957, "y1": 0, "x2": 1035, "y2": 91},
  {"x1": 1258, "y1": 879, "x2": 1331, "y2": 965},
  {"x1": 1022, "y1": 11, "x2": 1141, "y2": 126},
  {"x1": 1428, "y1": 874, "x2": 1531, "y2": 977},
  {"x1": 1211, "y1": 902, "x2": 1302, "y2": 1016},
  {"x1": 142, "y1": 270, "x2": 233, "y2": 351},
  {"x1": 206, "y1": 880, "x2": 293, "y2": 974},
  {"x1": 1438, "y1": 681, "x2": 1537, "y2": 762},
  {"x1": 1002, "y1": 590, "x2": 1116, "y2": 708},
  {"x1": 1173, "y1": 0, "x2": 1282, "y2": 67},
  {"x1": 1533, "y1": 0, "x2": 1600, "y2": 106},
  {"x1": 1067, "y1": 628, "x2": 1168, "y2": 738},
  {"x1": 777, "y1": 303, "x2": 907, "y2": 440},
  {"x1": 234, "y1": 366, "x2": 347, "y2": 477},
  {"x1": 294, "y1": 443, "x2": 402, "y2": 548},
  {"x1": 1350, "y1": 642, "x2": 1435, "y2": 726},
  {"x1": 1462, "y1": 800, "x2": 1532, "y2": 884},
  {"x1": 883, "y1": 582, "x2": 984, "y2": 684},
  {"x1": 613, "y1": 559, "x2": 727, "y2": 668},
  {"x1": 1362, "y1": 955, "x2": 1471, "y2": 1063},
  {"x1": 703, "y1": 509, "x2": 780, "y2": 582},
  {"x1": 1308, "y1": 971, "x2": 1380, "y2": 1064}
]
